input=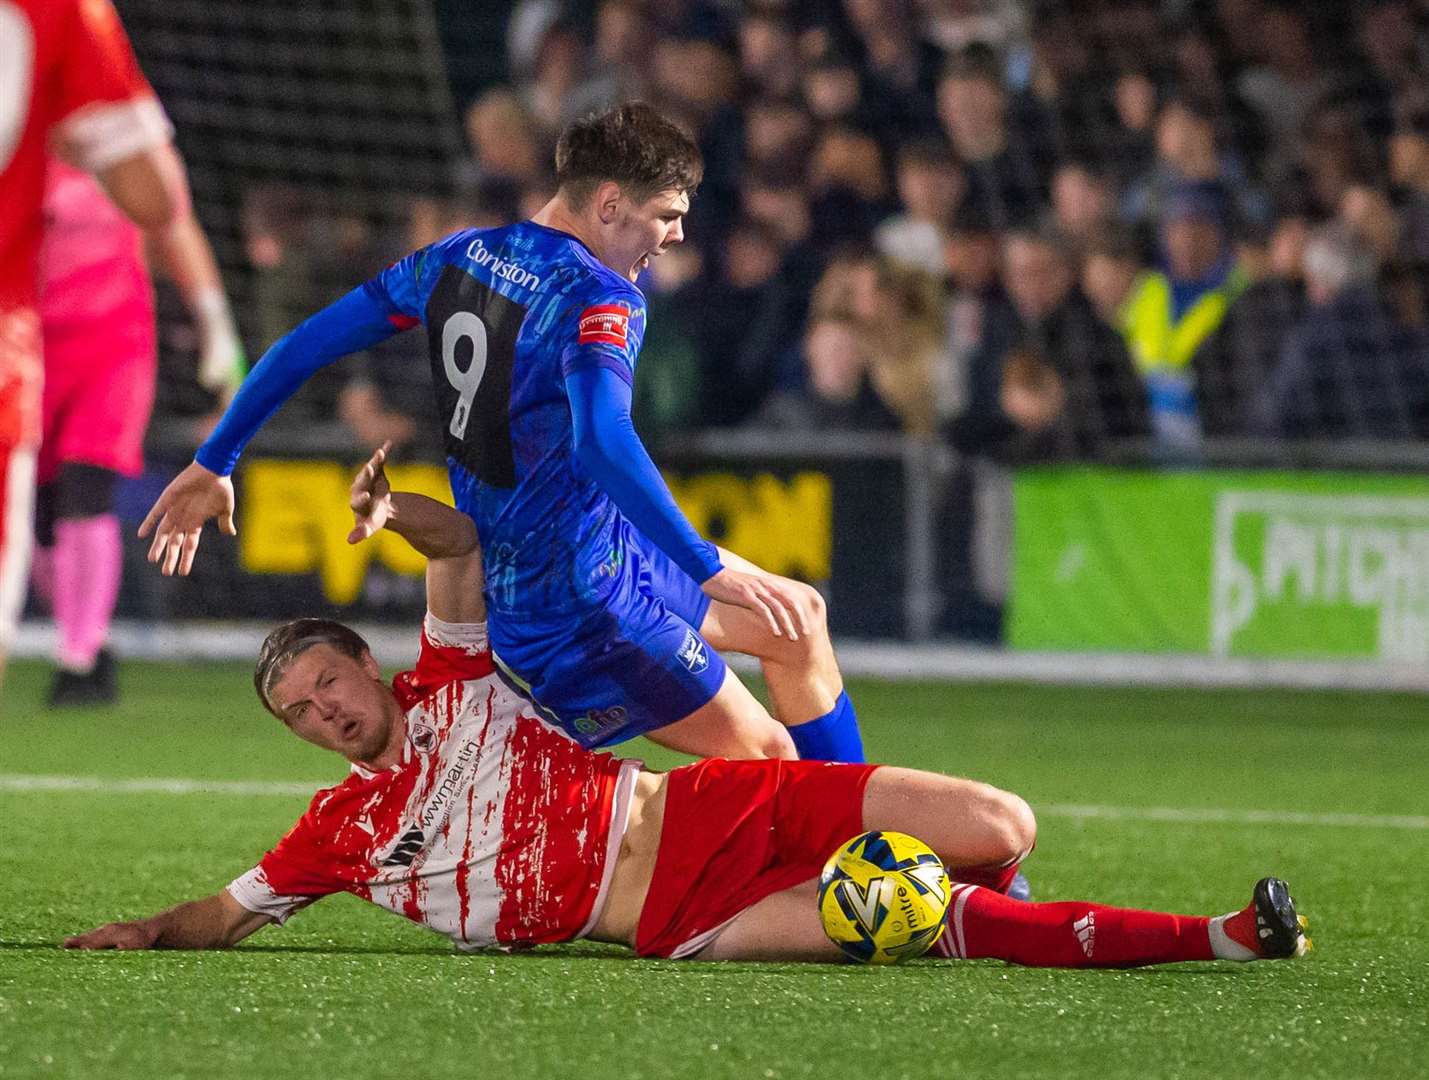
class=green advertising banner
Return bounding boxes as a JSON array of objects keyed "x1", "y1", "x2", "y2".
[{"x1": 1009, "y1": 466, "x2": 1429, "y2": 660}]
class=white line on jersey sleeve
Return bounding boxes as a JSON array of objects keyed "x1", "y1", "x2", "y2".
[
  {"x1": 423, "y1": 611, "x2": 489, "y2": 653},
  {"x1": 226, "y1": 865, "x2": 315, "y2": 926},
  {"x1": 54, "y1": 94, "x2": 172, "y2": 173}
]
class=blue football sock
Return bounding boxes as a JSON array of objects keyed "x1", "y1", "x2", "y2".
[{"x1": 787, "y1": 691, "x2": 865, "y2": 763}]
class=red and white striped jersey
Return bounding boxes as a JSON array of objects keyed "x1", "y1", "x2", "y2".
[{"x1": 227, "y1": 616, "x2": 641, "y2": 950}]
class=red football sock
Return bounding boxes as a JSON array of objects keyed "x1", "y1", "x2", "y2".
[
  {"x1": 930, "y1": 884, "x2": 1214, "y2": 968},
  {"x1": 951, "y1": 860, "x2": 1022, "y2": 894}
]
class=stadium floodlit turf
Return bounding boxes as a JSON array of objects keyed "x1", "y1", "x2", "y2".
[{"x1": 2, "y1": 659, "x2": 1425, "y2": 1080}]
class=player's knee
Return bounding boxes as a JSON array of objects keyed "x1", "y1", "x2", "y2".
[
  {"x1": 754, "y1": 724, "x2": 798, "y2": 760},
  {"x1": 769, "y1": 582, "x2": 831, "y2": 663},
  {"x1": 55, "y1": 464, "x2": 118, "y2": 521},
  {"x1": 990, "y1": 790, "x2": 1038, "y2": 863},
  {"x1": 793, "y1": 582, "x2": 829, "y2": 639},
  {"x1": 958, "y1": 781, "x2": 1037, "y2": 865}
]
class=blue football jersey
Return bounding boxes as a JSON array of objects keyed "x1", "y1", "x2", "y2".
[{"x1": 365, "y1": 222, "x2": 650, "y2": 618}]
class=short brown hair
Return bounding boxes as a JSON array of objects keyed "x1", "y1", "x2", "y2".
[
  {"x1": 254, "y1": 618, "x2": 371, "y2": 718},
  {"x1": 555, "y1": 102, "x2": 703, "y2": 207}
]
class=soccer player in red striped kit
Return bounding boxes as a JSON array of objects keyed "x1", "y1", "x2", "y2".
[{"x1": 66, "y1": 446, "x2": 1311, "y2": 968}]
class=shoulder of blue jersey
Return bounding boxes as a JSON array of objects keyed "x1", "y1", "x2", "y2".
[
  {"x1": 558, "y1": 236, "x2": 645, "y2": 312},
  {"x1": 439, "y1": 226, "x2": 548, "y2": 294},
  {"x1": 433, "y1": 222, "x2": 643, "y2": 310},
  {"x1": 426, "y1": 223, "x2": 645, "y2": 355},
  {"x1": 569, "y1": 266, "x2": 644, "y2": 351}
]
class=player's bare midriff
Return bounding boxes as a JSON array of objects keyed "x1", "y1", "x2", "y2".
[{"x1": 587, "y1": 769, "x2": 668, "y2": 945}]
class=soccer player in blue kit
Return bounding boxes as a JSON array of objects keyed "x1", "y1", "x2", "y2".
[{"x1": 139, "y1": 103, "x2": 865, "y2": 765}]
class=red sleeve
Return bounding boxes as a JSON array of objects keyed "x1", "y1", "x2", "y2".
[
  {"x1": 55, "y1": 0, "x2": 153, "y2": 119},
  {"x1": 47, "y1": 0, "x2": 171, "y2": 174},
  {"x1": 255, "y1": 799, "x2": 347, "y2": 899},
  {"x1": 392, "y1": 625, "x2": 494, "y2": 711}
]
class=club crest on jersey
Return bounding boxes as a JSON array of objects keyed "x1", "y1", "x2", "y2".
[
  {"x1": 410, "y1": 723, "x2": 438, "y2": 753},
  {"x1": 577, "y1": 305, "x2": 629, "y2": 347},
  {"x1": 677, "y1": 630, "x2": 709, "y2": 674}
]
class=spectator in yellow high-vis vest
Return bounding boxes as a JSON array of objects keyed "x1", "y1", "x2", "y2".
[{"x1": 1121, "y1": 181, "x2": 1248, "y2": 449}]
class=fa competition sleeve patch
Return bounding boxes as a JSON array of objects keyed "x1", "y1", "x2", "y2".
[
  {"x1": 578, "y1": 305, "x2": 630, "y2": 347},
  {"x1": 561, "y1": 295, "x2": 643, "y2": 384}
]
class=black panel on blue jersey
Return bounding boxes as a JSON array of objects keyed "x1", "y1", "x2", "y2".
[{"x1": 425, "y1": 266, "x2": 527, "y2": 488}]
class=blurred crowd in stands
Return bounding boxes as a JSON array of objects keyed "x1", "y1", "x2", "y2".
[{"x1": 196, "y1": 0, "x2": 1429, "y2": 458}]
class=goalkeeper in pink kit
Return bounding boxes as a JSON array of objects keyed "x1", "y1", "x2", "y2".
[
  {"x1": 34, "y1": 158, "x2": 241, "y2": 706},
  {"x1": 66, "y1": 447, "x2": 1312, "y2": 970}
]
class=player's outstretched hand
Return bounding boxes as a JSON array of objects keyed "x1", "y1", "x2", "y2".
[
  {"x1": 701, "y1": 567, "x2": 809, "y2": 641},
  {"x1": 137, "y1": 460, "x2": 236, "y2": 576},
  {"x1": 348, "y1": 441, "x2": 395, "y2": 544},
  {"x1": 63, "y1": 920, "x2": 159, "y2": 950}
]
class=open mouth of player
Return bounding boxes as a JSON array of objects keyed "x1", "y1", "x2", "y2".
[{"x1": 340, "y1": 717, "x2": 360, "y2": 741}]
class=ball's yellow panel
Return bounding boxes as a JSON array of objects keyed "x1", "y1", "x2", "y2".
[{"x1": 817, "y1": 830, "x2": 952, "y2": 964}]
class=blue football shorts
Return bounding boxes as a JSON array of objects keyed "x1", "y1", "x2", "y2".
[{"x1": 489, "y1": 534, "x2": 727, "y2": 748}]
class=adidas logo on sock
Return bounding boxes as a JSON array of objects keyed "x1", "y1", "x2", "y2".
[{"x1": 1072, "y1": 912, "x2": 1096, "y2": 958}]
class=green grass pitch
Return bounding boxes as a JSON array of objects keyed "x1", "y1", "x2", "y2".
[{"x1": 2, "y1": 658, "x2": 1426, "y2": 1079}]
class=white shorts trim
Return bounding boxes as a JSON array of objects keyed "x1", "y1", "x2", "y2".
[
  {"x1": 668, "y1": 912, "x2": 743, "y2": 960},
  {"x1": 576, "y1": 757, "x2": 643, "y2": 940}
]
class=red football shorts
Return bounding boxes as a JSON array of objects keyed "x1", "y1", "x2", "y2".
[
  {"x1": 634, "y1": 758, "x2": 879, "y2": 959},
  {"x1": 38, "y1": 325, "x2": 155, "y2": 483}
]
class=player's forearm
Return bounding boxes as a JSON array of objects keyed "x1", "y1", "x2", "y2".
[
  {"x1": 573, "y1": 425, "x2": 720, "y2": 581},
  {"x1": 149, "y1": 209, "x2": 223, "y2": 299},
  {"x1": 395, "y1": 490, "x2": 487, "y2": 624},
  {"x1": 386, "y1": 492, "x2": 479, "y2": 560},
  {"x1": 149, "y1": 212, "x2": 246, "y2": 393},
  {"x1": 145, "y1": 895, "x2": 248, "y2": 948},
  {"x1": 67, "y1": 893, "x2": 264, "y2": 951},
  {"x1": 94, "y1": 142, "x2": 189, "y2": 232},
  {"x1": 195, "y1": 286, "x2": 400, "y2": 476},
  {"x1": 566, "y1": 368, "x2": 722, "y2": 583}
]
